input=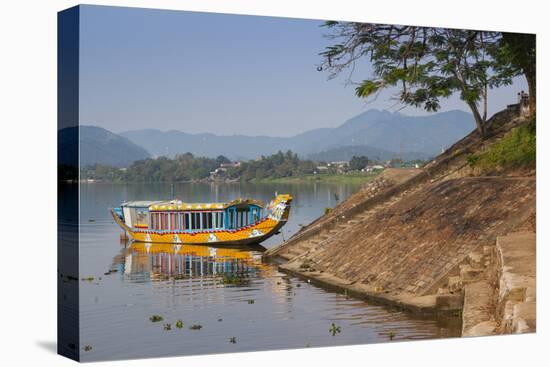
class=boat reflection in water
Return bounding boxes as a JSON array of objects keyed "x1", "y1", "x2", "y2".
[{"x1": 122, "y1": 242, "x2": 270, "y2": 282}]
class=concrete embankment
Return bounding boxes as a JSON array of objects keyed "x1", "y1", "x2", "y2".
[
  {"x1": 265, "y1": 110, "x2": 535, "y2": 336},
  {"x1": 461, "y1": 231, "x2": 536, "y2": 336},
  {"x1": 271, "y1": 177, "x2": 534, "y2": 316}
]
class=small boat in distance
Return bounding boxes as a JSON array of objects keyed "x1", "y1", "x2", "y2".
[{"x1": 111, "y1": 194, "x2": 292, "y2": 246}]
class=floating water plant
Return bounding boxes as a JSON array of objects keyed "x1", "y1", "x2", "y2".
[
  {"x1": 82, "y1": 276, "x2": 94, "y2": 282},
  {"x1": 229, "y1": 337, "x2": 237, "y2": 344},
  {"x1": 164, "y1": 323, "x2": 172, "y2": 331},
  {"x1": 189, "y1": 324, "x2": 203, "y2": 330},
  {"x1": 388, "y1": 331, "x2": 396, "y2": 340},
  {"x1": 221, "y1": 274, "x2": 248, "y2": 286},
  {"x1": 175, "y1": 320, "x2": 184, "y2": 329},
  {"x1": 83, "y1": 345, "x2": 92, "y2": 352},
  {"x1": 247, "y1": 299, "x2": 255, "y2": 304},
  {"x1": 329, "y1": 323, "x2": 341, "y2": 336},
  {"x1": 149, "y1": 315, "x2": 163, "y2": 322}
]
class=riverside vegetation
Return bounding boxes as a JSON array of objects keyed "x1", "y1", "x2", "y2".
[{"x1": 79, "y1": 150, "x2": 387, "y2": 183}]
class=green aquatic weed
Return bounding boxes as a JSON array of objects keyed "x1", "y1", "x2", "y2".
[
  {"x1": 329, "y1": 323, "x2": 341, "y2": 336},
  {"x1": 149, "y1": 315, "x2": 163, "y2": 322}
]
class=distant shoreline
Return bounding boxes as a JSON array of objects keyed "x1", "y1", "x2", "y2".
[{"x1": 67, "y1": 172, "x2": 380, "y2": 185}]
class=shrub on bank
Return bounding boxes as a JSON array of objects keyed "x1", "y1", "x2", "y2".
[{"x1": 468, "y1": 119, "x2": 536, "y2": 172}]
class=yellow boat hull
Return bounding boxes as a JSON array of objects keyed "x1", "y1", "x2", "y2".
[{"x1": 111, "y1": 194, "x2": 291, "y2": 246}]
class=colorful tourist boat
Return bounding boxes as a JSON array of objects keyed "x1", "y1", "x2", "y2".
[{"x1": 111, "y1": 194, "x2": 292, "y2": 246}]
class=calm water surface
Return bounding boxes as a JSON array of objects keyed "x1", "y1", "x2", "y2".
[{"x1": 77, "y1": 182, "x2": 459, "y2": 361}]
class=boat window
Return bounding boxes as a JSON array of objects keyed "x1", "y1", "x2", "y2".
[
  {"x1": 215, "y1": 212, "x2": 224, "y2": 229},
  {"x1": 153, "y1": 213, "x2": 160, "y2": 230},
  {"x1": 134, "y1": 208, "x2": 149, "y2": 228},
  {"x1": 252, "y1": 208, "x2": 259, "y2": 223},
  {"x1": 191, "y1": 212, "x2": 201, "y2": 230},
  {"x1": 170, "y1": 213, "x2": 177, "y2": 230},
  {"x1": 178, "y1": 213, "x2": 184, "y2": 230},
  {"x1": 159, "y1": 213, "x2": 165, "y2": 230},
  {"x1": 184, "y1": 213, "x2": 190, "y2": 230},
  {"x1": 201, "y1": 212, "x2": 213, "y2": 230}
]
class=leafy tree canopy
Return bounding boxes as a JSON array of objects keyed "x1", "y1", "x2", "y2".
[{"x1": 319, "y1": 23, "x2": 530, "y2": 136}]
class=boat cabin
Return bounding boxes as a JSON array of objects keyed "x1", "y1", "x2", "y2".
[{"x1": 119, "y1": 198, "x2": 265, "y2": 232}]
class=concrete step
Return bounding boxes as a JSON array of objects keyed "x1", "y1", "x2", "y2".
[
  {"x1": 460, "y1": 264, "x2": 485, "y2": 283},
  {"x1": 435, "y1": 292, "x2": 463, "y2": 311},
  {"x1": 496, "y1": 232, "x2": 536, "y2": 334},
  {"x1": 462, "y1": 280, "x2": 497, "y2": 337},
  {"x1": 468, "y1": 252, "x2": 484, "y2": 269},
  {"x1": 447, "y1": 276, "x2": 463, "y2": 293}
]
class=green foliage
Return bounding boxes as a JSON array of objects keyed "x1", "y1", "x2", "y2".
[
  {"x1": 221, "y1": 274, "x2": 248, "y2": 286},
  {"x1": 329, "y1": 323, "x2": 342, "y2": 336},
  {"x1": 81, "y1": 151, "x2": 319, "y2": 183},
  {"x1": 149, "y1": 315, "x2": 163, "y2": 322},
  {"x1": 226, "y1": 150, "x2": 316, "y2": 181},
  {"x1": 319, "y1": 24, "x2": 523, "y2": 135},
  {"x1": 497, "y1": 33, "x2": 536, "y2": 80},
  {"x1": 175, "y1": 320, "x2": 184, "y2": 329},
  {"x1": 468, "y1": 120, "x2": 535, "y2": 171},
  {"x1": 349, "y1": 155, "x2": 369, "y2": 170},
  {"x1": 125, "y1": 153, "x2": 221, "y2": 182}
]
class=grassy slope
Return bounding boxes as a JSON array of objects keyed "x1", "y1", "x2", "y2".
[{"x1": 468, "y1": 119, "x2": 536, "y2": 173}]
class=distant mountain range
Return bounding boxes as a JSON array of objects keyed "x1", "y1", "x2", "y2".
[
  {"x1": 120, "y1": 109, "x2": 475, "y2": 161},
  {"x1": 59, "y1": 126, "x2": 151, "y2": 167},
  {"x1": 65, "y1": 109, "x2": 475, "y2": 167}
]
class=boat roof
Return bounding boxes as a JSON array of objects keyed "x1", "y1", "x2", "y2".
[
  {"x1": 122, "y1": 201, "x2": 164, "y2": 208},
  {"x1": 123, "y1": 198, "x2": 265, "y2": 211}
]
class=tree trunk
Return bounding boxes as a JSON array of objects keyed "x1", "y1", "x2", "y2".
[
  {"x1": 526, "y1": 72, "x2": 536, "y2": 117},
  {"x1": 466, "y1": 101, "x2": 486, "y2": 137}
]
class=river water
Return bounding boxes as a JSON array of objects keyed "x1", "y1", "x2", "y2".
[{"x1": 76, "y1": 182, "x2": 459, "y2": 361}]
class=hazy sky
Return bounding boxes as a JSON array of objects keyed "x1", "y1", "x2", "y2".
[{"x1": 79, "y1": 5, "x2": 527, "y2": 137}]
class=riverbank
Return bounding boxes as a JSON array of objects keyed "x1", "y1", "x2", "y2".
[
  {"x1": 74, "y1": 172, "x2": 380, "y2": 185},
  {"x1": 250, "y1": 172, "x2": 380, "y2": 184},
  {"x1": 264, "y1": 108, "x2": 536, "y2": 336}
]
